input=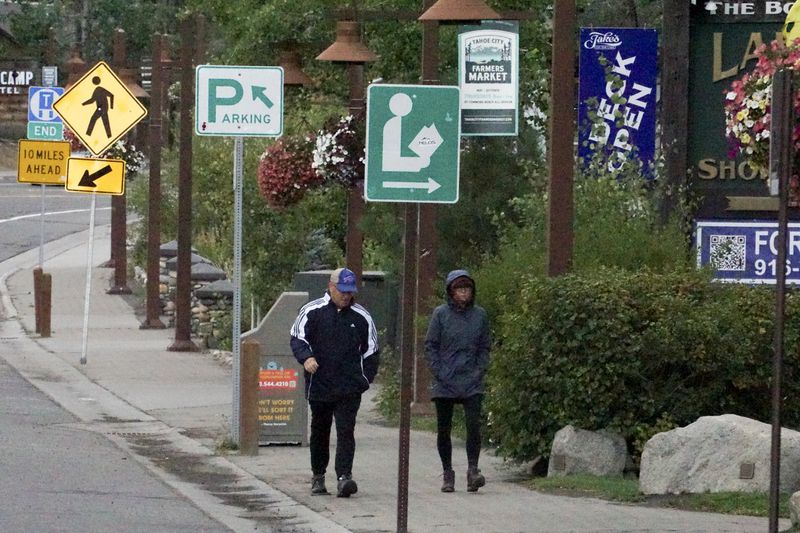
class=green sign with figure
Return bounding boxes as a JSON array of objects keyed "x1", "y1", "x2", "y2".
[{"x1": 365, "y1": 84, "x2": 460, "y2": 203}]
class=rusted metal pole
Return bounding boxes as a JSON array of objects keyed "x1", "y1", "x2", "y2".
[
  {"x1": 412, "y1": 0, "x2": 438, "y2": 412},
  {"x1": 239, "y1": 339, "x2": 260, "y2": 456},
  {"x1": 108, "y1": 28, "x2": 131, "y2": 294},
  {"x1": 397, "y1": 203, "x2": 417, "y2": 533},
  {"x1": 546, "y1": 0, "x2": 576, "y2": 277},
  {"x1": 168, "y1": 16, "x2": 199, "y2": 352},
  {"x1": 141, "y1": 33, "x2": 167, "y2": 329},
  {"x1": 347, "y1": 62, "x2": 365, "y2": 283},
  {"x1": 768, "y1": 68, "x2": 792, "y2": 533}
]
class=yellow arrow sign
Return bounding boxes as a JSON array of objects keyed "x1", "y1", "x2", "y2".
[
  {"x1": 53, "y1": 61, "x2": 147, "y2": 156},
  {"x1": 66, "y1": 157, "x2": 126, "y2": 195},
  {"x1": 17, "y1": 139, "x2": 71, "y2": 185}
]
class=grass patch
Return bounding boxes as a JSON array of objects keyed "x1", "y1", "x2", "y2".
[
  {"x1": 527, "y1": 474, "x2": 791, "y2": 518},
  {"x1": 527, "y1": 474, "x2": 644, "y2": 503}
]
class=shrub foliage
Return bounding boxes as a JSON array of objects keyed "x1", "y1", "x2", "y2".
[{"x1": 487, "y1": 267, "x2": 800, "y2": 463}]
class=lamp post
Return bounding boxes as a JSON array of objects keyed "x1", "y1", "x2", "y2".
[
  {"x1": 546, "y1": 0, "x2": 576, "y2": 276},
  {"x1": 108, "y1": 28, "x2": 148, "y2": 295},
  {"x1": 407, "y1": 0, "x2": 500, "y2": 411},
  {"x1": 316, "y1": 21, "x2": 377, "y2": 285},
  {"x1": 141, "y1": 33, "x2": 172, "y2": 330}
]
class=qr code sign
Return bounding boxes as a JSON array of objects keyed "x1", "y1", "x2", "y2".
[{"x1": 709, "y1": 234, "x2": 746, "y2": 271}]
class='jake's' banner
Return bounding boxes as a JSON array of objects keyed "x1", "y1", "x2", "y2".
[{"x1": 577, "y1": 28, "x2": 658, "y2": 176}]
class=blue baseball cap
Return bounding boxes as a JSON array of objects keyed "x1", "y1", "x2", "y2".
[{"x1": 330, "y1": 267, "x2": 358, "y2": 293}]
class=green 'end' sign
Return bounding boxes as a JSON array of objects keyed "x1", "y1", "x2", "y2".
[
  {"x1": 27, "y1": 121, "x2": 63, "y2": 141},
  {"x1": 365, "y1": 84, "x2": 460, "y2": 203}
]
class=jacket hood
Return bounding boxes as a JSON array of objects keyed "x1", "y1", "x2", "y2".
[{"x1": 445, "y1": 269, "x2": 475, "y2": 308}]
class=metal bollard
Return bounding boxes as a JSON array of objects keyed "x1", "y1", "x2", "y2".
[
  {"x1": 239, "y1": 338, "x2": 260, "y2": 455},
  {"x1": 33, "y1": 267, "x2": 42, "y2": 333},
  {"x1": 40, "y1": 273, "x2": 51, "y2": 338}
]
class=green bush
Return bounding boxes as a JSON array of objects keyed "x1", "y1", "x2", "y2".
[{"x1": 487, "y1": 267, "x2": 800, "y2": 463}]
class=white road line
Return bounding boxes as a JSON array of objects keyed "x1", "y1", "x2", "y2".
[{"x1": 0, "y1": 207, "x2": 111, "y2": 225}]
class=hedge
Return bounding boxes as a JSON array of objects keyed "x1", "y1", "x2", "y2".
[{"x1": 486, "y1": 267, "x2": 800, "y2": 463}]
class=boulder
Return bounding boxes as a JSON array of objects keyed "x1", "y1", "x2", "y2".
[
  {"x1": 640, "y1": 414, "x2": 800, "y2": 494},
  {"x1": 790, "y1": 491, "x2": 800, "y2": 527},
  {"x1": 547, "y1": 425, "x2": 628, "y2": 477}
]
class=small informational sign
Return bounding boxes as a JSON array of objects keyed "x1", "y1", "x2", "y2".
[
  {"x1": 457, "y1": 20, "x2": 519, "y2": 136},
  {"x1": 577, "y1": 28, "x2": 658, "y2": 175},
  {"x1": 42, "y1": 66, "x2": 58, "y2": 87},
  {"x1": 65, "y1": 157, "x2": 126, "y2": 195},
  {"x1": 695, "y1": 220, "x2": 800, "y2": 284},
  {"x1": 258, "y1": 355, "x2": 306, "y2": 445},
  {"x1": 53, "y1": 61, "x2": 147, "y2": 156},
  {"x1": 195, "y1": 65, "x2": 284, "y2": 137},
  {"x1": 28, "y1": 86, "x2": 65, "y2": 140},
  {"x1": 17, "y1": 139, "x2": 71, "y2": 185},
  {"x1": 365, "y1": 84, "x2": 460, "y2": 203}
]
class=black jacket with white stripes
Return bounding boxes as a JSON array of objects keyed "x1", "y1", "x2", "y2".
[{"x1": 290, "y1": 292, "x2": 380, "y2": 402}]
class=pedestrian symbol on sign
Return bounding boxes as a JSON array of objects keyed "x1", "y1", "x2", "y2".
[{"x1": 82, "y1": 76, "x2": 115, "y2": 138}]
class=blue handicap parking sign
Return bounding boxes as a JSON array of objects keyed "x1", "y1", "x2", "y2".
[{"x1": 28, "y1": 86, "x2": 64, "y2": 123}]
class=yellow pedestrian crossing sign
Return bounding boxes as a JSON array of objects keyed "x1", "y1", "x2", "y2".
[
  {"x1": 65, "y1": 157, "x2": 126, "y2": 195},
  {"x1": 53, "y1": 61, "x2": 147, "y2": 156}
]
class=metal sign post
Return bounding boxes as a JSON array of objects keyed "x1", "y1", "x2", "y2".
[
  {"x1": 768, "y1": 67, "x2": 793, "y2": 533},
  {"x1": 364, "y1": 81, "x2": 461, "y2": 533},
  {"x1": 80, "y1": 192, "x2": 97, "y2": 365},
  {"x1": 194, "y1": 64, "x2": 284, "y2": 445},
  {"x1": 232, "y1": 136, "x2": 244, "y2": 443}
]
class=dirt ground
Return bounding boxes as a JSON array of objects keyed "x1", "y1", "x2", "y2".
[{"x1": 0, "y1": 138, "x2": 16, "y2": 170}]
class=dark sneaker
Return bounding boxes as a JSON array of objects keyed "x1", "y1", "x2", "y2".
[
  {"x1": 311, "y1": 474, "x2": 328, "y2": 495},
  {"x1": 467, "y1": 467, "x2": 485, "y2": 492},
  {"x1": 337, "y1": 475, "x2": 358, "y2": 498},
  {"x1": 441, "y1": 469, "x2": 455, "y2": 492}
]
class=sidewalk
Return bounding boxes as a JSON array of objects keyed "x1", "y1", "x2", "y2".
[{"x1": 0, "y1": 225, "x2": 788, "y2": 532}]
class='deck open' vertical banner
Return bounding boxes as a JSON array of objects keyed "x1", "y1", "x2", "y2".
[{"x1": 577, "y1": 28, "x2": 658, "y2": 176}]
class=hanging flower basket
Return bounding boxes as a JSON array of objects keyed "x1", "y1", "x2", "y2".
[
  {"x1": 723, "y1": 39, "x2": 800, "y2": 204},
  {"x1": 312, "y1": 113, "x2": 365, "y2": 188},
  {"x1": 256, "y1": 135, "x2": 322, "y2": 209}
]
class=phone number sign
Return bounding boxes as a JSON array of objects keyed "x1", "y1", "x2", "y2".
[{"x1": 695, "y1": 220, "x2": 800, "y2": 284}]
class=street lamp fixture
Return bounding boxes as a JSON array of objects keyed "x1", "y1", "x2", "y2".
[
  {"x1": 316, "y1": 20, "x2": 377, "y2": 285},
  {"x1": 418, "y1": 0, "x2": 500, "y2": 21},
  {"x1": 316, "y1": 20, "x2": 377, "y2": 63},
  {"x1": 279, "y1": 48, "x2": 314, "y2": 87}
]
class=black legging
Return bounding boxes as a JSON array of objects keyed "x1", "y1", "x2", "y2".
[{"x1": 434, "y1": 394, "x2": 483, "y2": 471}]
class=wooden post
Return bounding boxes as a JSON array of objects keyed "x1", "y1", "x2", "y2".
[
  {"x1": 660, "y1": 0, "x2": 690, "y2": 225},
  {"x1": 108, "y1": 28, "x2": 132, "y2": 295},
  {"x1": 239, "y1": 339, "x2": 260, "y2": 455},
  {"x1": 168, "y1": 16, "x2": 199, "y2": 352},
  {"x1": 141, "y1": 33, "x2": 167, "y2": 329},
  {"x1": 40, "y1": 273, "x2": 52, "y2": 338},
  {"x1": 33, "y1": 267, "x2": 43, "y2": 333}
]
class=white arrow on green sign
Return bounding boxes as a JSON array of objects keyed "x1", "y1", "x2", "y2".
[
  {"x1": 195, "y1": 65, "x2": 284, "y2": 137},
  {"x1": 365, "y1": 84, "x2": 461, "y2": 203}
]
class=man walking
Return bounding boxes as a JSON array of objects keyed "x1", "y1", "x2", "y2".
[{"x1": 290, "y1": 267, "x2": 379, "y2": 497}]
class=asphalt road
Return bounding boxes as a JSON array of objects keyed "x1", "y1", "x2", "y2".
[
  {"x1": 0, "y1": 356, "x2": 230, "y2": 532},
  {"x1": 0, "y1": 170, "x2": 111, "y2": 263}
]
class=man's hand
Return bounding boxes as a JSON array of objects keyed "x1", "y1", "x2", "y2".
[{"x1": 303, "y1": 357, "x2": 319, "y2": 374}]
